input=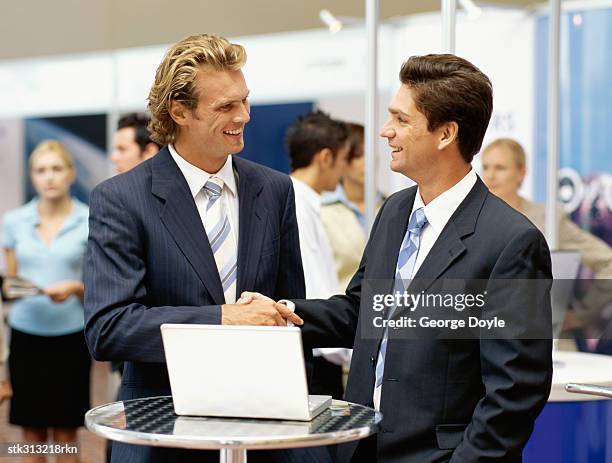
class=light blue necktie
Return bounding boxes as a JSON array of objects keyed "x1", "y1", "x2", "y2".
[
  {"x1": 374, "y1": 207, "x2": 428, "y2": 403},
  {"x1": 204, "y1": 177, "x2": 237, "y2": 304}
]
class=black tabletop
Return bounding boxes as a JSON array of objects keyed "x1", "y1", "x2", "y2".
[{"x1": 86, "y1": 396, "x2": 381, "y2": 450}]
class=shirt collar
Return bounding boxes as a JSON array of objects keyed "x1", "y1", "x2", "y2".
[
  {"x1": 23, "y1": 197, "x2": 88, "y2": 228},
  {"x1": 22, "y1": 198, "x2": 39, "y2": 222},
  {"x1": 321, "y1": 184, "x2": 346, "y2": 206},
  {"x1": 291, "y1": 177, "x2": 322, "y2": 213},
  {"x1": 322, "y1": 184, "x2": 363, "y2": 218},
  {"x1": 412, "y1": 169, "x2": 478, "y2": 234},
  {"x1": 169, "y1": 144, "x2": 237, "y2": 199}
]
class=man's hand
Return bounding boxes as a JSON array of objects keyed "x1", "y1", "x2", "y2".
[
  {"x1": 222, "y1": 294, "x2": 303, "y2": 326},
  {"x1": 43, "y1": 280, "x2": 83, "y2": 303},
  {"x1": 0, "y1": 381, "x2": 12, "y2": 404},
  {"x1": 237, "y1": 291, "x2": 274, "y2": 304}
]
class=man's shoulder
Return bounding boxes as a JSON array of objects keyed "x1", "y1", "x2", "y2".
[
  {"x1": 466, "y1": 193, "x2": 549, "y2": 267},
  {"x1": 233, "y1": 156, "x2": 292, "y2": 189},
  {"x1": 480, "y1": 193, "x2": 541, "y2": 237},
  {"x1": 92, "y1": 160, "x2": 152, "y2": 198}
]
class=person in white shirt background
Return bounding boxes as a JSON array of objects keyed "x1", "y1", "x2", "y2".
[{"x1": 286, "y1": 110, "x2": 350, "y2": 399}]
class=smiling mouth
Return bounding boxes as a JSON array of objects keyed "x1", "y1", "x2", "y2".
[
  {"x1": 390, "y1": 146, "x2": 403, "y2": 153},
  {"x1": 223, "y1": 129, "x2": 242, "y2": 136}
]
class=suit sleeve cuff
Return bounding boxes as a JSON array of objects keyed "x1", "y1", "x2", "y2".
[
  {"x1": 277, "y1": 299, "x2": 295, "y2": 311},
  {"x1": 277, "y1": 300, "x2": 296, "y2": 327}
]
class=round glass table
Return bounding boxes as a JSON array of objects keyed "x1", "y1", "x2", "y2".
[{"x1": 85, "y1": 396, "x2": 381, "y2": 463}]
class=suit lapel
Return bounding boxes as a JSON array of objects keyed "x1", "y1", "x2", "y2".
[
  {"x1": 395, "y1": 177, "x2": 489, "y2": 316},
  {"x1": 362, "y1": 188, "x2": 416, "y2": 363},
  {"x1": 377, "y1": 188, "x2": 418, "y2": 289},
  {"x1": 233, "y1": 157, "x2": 266, "y2": 295},
  {"x1": 151, "y1": 148, "x2": 225, "y2": 305}
]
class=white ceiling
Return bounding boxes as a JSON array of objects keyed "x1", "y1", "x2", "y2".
[{"x1": 1, "y1": 0, "x2": 537, "y2": 60}]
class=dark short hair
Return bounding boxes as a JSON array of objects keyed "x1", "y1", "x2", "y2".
[
  {"x1": 285, "y1": 110, "x2": 349, "y2": 171},
  {"x1": 117, "y1": 113, "x2": 161, "y2": 151},
  {"x1": 399, "y1": 54, "x2": 493, "y2": 163},
  {"x1": 346, "y1": 123, "x2": 364, "y2": 162}
]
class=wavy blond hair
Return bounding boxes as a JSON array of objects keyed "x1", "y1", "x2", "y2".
[
  {"x1": 147, "y1": 34, "x2": 247, "y2": 145},
  {"x1": 29, "y1": 140, "x2": 74, "y2": 170}
]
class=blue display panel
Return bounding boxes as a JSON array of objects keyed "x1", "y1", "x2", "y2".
[
  {"x1": 524, "y1": 401, "x2": 612, "y2": 463},
  {"x1": 240, "y1": 101, "x2": 313, "y2": 174}
]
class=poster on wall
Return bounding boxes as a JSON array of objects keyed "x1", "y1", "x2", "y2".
[
  {"x1": 535, "y1": 7, "x2": 612, "y2": 245},
  {"x1": 24, "y1": 114, "x2": 109, "y2": 204},
  {"x1": 531, "y1": 6, "x2": 612, "y2": 364}
]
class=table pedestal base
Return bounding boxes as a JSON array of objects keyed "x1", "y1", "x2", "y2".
[{"x1": 220, "y1": 448, "x2": 246, "y2": 463}]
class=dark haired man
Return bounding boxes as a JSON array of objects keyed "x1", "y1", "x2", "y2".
[
  {"x1": 110, "y1": 113, "x2": 161, "y2": 174},
  {"x1": 243, "y1": 54, "x2": 553, "y2": 462},
  {"x1": 286, "y1": 110, "x2": 350, "y2": 399}
]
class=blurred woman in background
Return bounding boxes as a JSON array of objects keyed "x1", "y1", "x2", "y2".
[{"x1": 2, "y1": 140, "x2": 90, "y2": 463}]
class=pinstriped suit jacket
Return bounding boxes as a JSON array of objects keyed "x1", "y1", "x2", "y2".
[{"x1": 84, "y1": 147, "x2": 305, "y2": 401}]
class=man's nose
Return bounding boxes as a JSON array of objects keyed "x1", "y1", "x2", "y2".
[
  {"x1": 380, "y1": 124, "x2": 394, "y2": 138},
  {"x1": 235, "y1": 102, "x2": 250, "y2": 124}
]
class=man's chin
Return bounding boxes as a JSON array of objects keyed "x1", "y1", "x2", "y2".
[
  {"x1": 389, "y1": 159, "x2": 403, "y2": 173},
  {"x1": 390, "y1": 160, "x2": 416, "y2": 180},
  {"x1": 228, "y1": 140, "x2": 245, "y2": 155}
]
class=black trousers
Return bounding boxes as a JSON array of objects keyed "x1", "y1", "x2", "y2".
[{"x1": 309, "y1": 356, "x2": 345, "y2": 399}]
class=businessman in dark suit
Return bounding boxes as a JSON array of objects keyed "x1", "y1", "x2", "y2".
[
  {"x1": 243, "y1": 54, "x2": 553, "y2": 462},
  {"x1": 84, "y1": 34, "x2": 307, "y2": 463}
]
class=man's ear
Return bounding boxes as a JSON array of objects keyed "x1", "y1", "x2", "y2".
[
  {"x1": 517, "y1": 166, "x2": 527, "y2": 187},
  {"x1": 438, "y1": 121, "x2": 459, "y2": 150},
  {"x1": 169, "y1": 99, "x2": 189, "y2": 127},
  {"x1": 317, "y1": 148, "x2": 334, "y2": 168},
  {"x1": 142, "y1": 143, "x2": 160, "y2": 161}
]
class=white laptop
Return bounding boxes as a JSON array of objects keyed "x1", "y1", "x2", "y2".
[{"x1": 160, "y1": 324, "x2": 332, "y2": 421}]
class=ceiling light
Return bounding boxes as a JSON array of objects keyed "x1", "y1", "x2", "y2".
[
  {"x1": 572, "y1": 14, "x2": 583, "y2": 27},
  {"x1": 319, "y1": 9, "x2": 343, "y2": 34},
  {"x1": 458, "y1": 0, "x2": 482, "y2": 20}
]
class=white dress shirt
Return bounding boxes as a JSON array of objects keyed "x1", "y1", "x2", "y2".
[
  {"x1": 409, "y1": 169, "x2": 478, "y2": 278},
  {"x1": 291, "y1": 177, "x2": 340, "y2": 298},
  {"x1": 169, "y1": 145, "x2": 239, "y2": 245},
  {"x1": 374, "y1": 169, "x2": 477, "y2": 410},
  {"x1": 291, "y1": 177, "x2": 350, "y2": 365}
]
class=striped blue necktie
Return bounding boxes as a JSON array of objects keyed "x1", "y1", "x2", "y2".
[
  {"x1": 204, "y1": 177, "x2": 237, "y2": 304},
  {"x1": 373, "y1": 207, "x2": 428, "y2": 409}
]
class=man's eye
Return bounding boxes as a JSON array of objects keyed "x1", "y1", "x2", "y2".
[{"x1": 220, "y1": 104, "x2": 232, "y2": 111}]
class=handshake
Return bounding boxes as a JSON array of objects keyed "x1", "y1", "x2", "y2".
[{"x1": 221, "y1": 292, "x2": 304, "y2": 327}]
